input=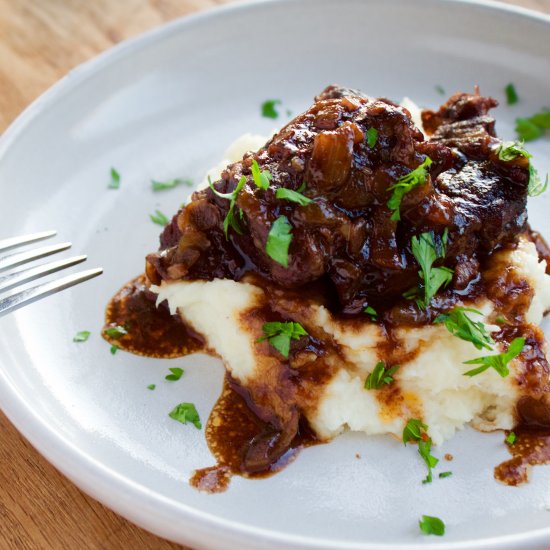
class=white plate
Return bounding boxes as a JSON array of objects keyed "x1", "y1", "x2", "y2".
[{"x1": 1, "y1": 0, "x2": 550, "y2": 548}]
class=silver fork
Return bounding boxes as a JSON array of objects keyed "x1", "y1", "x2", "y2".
[{"x1": 0, "y1": 230, "x2": 103, "y2": 317}]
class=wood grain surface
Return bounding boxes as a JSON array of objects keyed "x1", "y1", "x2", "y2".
[{"x1": 0, "y1": 0, "x2": 549, "y2": 548}]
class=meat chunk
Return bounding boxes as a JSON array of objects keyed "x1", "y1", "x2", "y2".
[{"x1": 146, "y1": 86, "x2": 529, "y2": 314}]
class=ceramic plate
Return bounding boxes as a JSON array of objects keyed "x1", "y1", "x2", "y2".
[{"x1": 1, "y1": 0, "x2": 550, "y2": 548}]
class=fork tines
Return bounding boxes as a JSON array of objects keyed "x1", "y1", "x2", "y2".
[{"x1": 0, "y1": 231, "x2": 103, "y2": 317}]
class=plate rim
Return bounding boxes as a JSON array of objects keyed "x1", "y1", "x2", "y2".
[{"x1": 1, "y1": 0, "x2": 550, "y2": 548}]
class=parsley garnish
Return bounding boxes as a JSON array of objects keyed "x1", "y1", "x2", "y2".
[
  {"x1": 366, "y1": 128, "x2": 378, "y2": 148},
  {"x1": 505, "y1": 83, "x2": 519, "y2": 105},
  {"x1": 147, "y1": 384, "x2": 156, "y2": 390},
  {"x1": 364, "y1": 361, "x2": 399, "y2": 390},
  {"x1": 434, "y1": 307, "x2": 494, "y2": 350},
  {"x1": 151, "y1": 178, "x2": 192, "y2": 192},
  {"x1": 387, "y1": 157, "x2": 432, "y2": 221},
  {"x1": 463, "y1": 337, "x2": 525, "y2": 378},
  {"x1": 256, "y1": 321, "x2": 308, "y2": 358},
  {"x1": 104, "y1": 325, "x2": 128, "y2": 339},
  {"x1": 250, "y1": 159, "x2": 272, "y2": 190},
  {"x1": 209, "y1": 175, "x2": 247, "y2": 239},
  {"x1": 439, "y1": 471, "x2": 452, "y2": 478},
  {"x1": 403, "y1": 419, "x2": 439, "y2": 483},
  {"x1": 528, "y1": 165, "x2": 548, "y2": 197},
  {"x1": 506, "y1": 431, "x2": 517, "y2": 445},
  {"x1": 409, "y1": 229, "x2": 453, "y2": 308},
  {"x1": 419, "y1": 515, "x2": 445, "y2": 536},
  {"x1": 169, "y1": 402, "x2": 202, "y2": 429},
  {"x1": 516, "y1": 109, "x2": 550, "y2": 142},
  {"x1": 363, "y1": 306, "x2": 378, "y2": 321},
  {"x1": 108, "y1": 167, "x2": 120, "y2": 189},
  {"x1": 73, "y1": 331, "x2": 90, "y2": 342},
  {"x1": 165, "y1": 367, "x2": 184, "y2": 381},
  {"x1": 275, "y1": 187, "x2": 312, "y2": 205},
  {"x1": 494, "y1": 141, "x2": 547, "y2": 197},
  {"x1": 435, "y1": 85, "x2": 445, "y2": 95},
  {"x1": 261, "y1": 99, "x2": 281, "y2": 119},
  {"x1": 150, "y1": 210, "x2": 169, "y2": 226},
  {"x1": 266, "y1": 216, "x2": 293, "y2": 267},
  {"x1": 110, "y1": 344, "x2": 119, "y2": 355}
]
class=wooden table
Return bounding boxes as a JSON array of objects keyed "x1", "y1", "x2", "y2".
[{"x1": 1, "y1": 0, "x2": 549, "y2": 548}]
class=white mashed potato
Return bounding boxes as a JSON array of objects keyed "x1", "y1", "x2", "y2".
[{"x1": 154, "y1": 103, "x2": 550, "y2": 447}]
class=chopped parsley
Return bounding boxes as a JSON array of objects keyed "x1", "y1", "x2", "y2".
[
  {"x1": 387, "y1": 157, "x2": 432, "y2": 221},
  {"x1": 266, "y1": 215, "x2": 293, "y2": 267},
  {"x1": 104, "y1": 325, "x2": 128, "y2": 339},
  {"x1": 151, "y1": 178, "x2": 192, "y2": 191},
  {"x1": 419, "y1": 515, "x2": 445, "y2": 536},
  {"x1": 209, "y1": 175, "x2": 247, "y2": 239},
  {"x1": 494, "y1": 141, "x2": 547, "y2": 197},
  {"x1": 408, "y1": 229, "x2": 453, "y2": 308},
  {"x1": 256, "y1": 321, "x2": 308, "y2": 358},
  {"x1": 439, "y1": 471, "x2": 452, "y2": 478},
  {"x1": 108, "y1": 167, "x2": 120, "y2": 189},
  {"x1": 251, "y1": 160, "x2": 272, "y2": 190},
  {"x1": 150, "y1": 210, "x2": 169, "y2": 226},
  {"x1": 403, "y1": 419, "x2": 439, "y2": 483},
  {"x1": 147, "y1": 384, "x2": 156, "y2": 390},
  {"x1": 169, "y1": 402, "x2": 202, "y2": 429},
  {"x1": 495, "y1": 315, "x2": 508, "y2": 325},
  {"x1": 435, "y1": 85, "x2": 446, "y2": 95},
  {"x1": 110, "y1": 344, "x2": 119, "y2": 355},
  {"x1": 261, "y1": 99, "x2": 281, "y2": 119},
  {"x1": 364, "y1": 361, "x2": 399, "y2": 390},
  {"x1": 434, "y1": 307, "x2": 494, "y2": 351},
  {"x1": 506, "y1": 431, "x2": 517, "y2": 445},
  {"x1": 165, "y1": 367, "x2": 184, "y2": 381},
  {"x1": 363, "y1": 306, "x2": 378, "y2": 321},
  {"x1": 505, "y1": 83, "x2": 519, "y2": 105},
  {"x1": 463, "y1": 337, "x2": 525, "y2": 378},
  {"x1": 275, "y1": 187, "x2": 312, "y2": 205},
  {"x1": 516, "y1": 109, "x2": 550, "y2": 142},
  {"x1": 73, "y1": 331, "x2": 91, "y2": 342},
  {"x1": 366, "y1": 128, "x2": 378, "y2": 148}
]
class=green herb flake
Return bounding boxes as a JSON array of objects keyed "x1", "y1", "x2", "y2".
[
  {"x1": 251, "y1": 159, "x2": 272, "y2": 190},
  {"x1": 409, "y1": 229, "x2": 453, "y2": 308},
  {"x1": 209, "y1": 175, "x2": 247, "y2": 239},
  {"x1": 165, "y1": 367, "x2": 184, "y2": 381},
  {"x1": 434, "y1": 307, "x2": 494, "y2": 350},
  {"x1": 73, "y1": 331, "x2": 91, "y2": 342},
  {"x1": 364, "y1": 361, "x2": 399, "y2": 390},
  {"x1": 435, "y1": 85, "x2": 446, "y2": 95},
  {"x1": 439, "y1": 471, "x2": 452, "y2": 478},
  {"x1": 110, "y1": 344, "x2": 119, "y2": 355},
  {"x1": 104, "y1": 325, "x2": 128, "y2": 339},
  {"x1": 463, "y1": 337, "x2": 525, "y2": 378},
  {"x1": 366, "y1": 127, "x2": 378, "y2": 148},
  {"x1": 495, "y1": 315, "x2": 508, "y2": 325},
  {"x1": 419, "y1": 515, "x2": 445, "y2": 536},
  {"x1": 169, "y1": 402, "x2": 202, "y2": 429},
  {"x1": 266, "y1": 215, "x2": 293, "y2": 267},
  {"x1": 275, "y1": 187, "x2": 312, "y2": 206},
  {"x1": 516, "y1": 109, "x2": 550, "y2": 142},
  {"x1": 387, "y1": 157, "x2": 432, "y2": 221},
  {"x1": 529, "y1": 165, "x2": 548, "y2": 197},
  {"x1": 495, "y1": 140, "x2": 531, "y2": 162},
  {"x1": 147, "y1": 384, "x2": 156, "y2": 391},
  {"x1": 256, "y1": 321, "x2": 308, "y2": 359},
  {"x1": 506, "y1": 431, "x2": 517, "y2": 445},
  {"x1": 403, "y1": 419, "x2": 439, "y2": 484},
  {"x1": 150, "y1": 210, "x2": 169, "y2": 226},
  {"x1": 108, "y1": 167, "x2": 120, "y2": 189},
  {"x1": 363, "y1": 306, "x2": 378, "y2": 321},
  {"x1": 151, "y1": 178, "x2": 192, "y2": 192},
  {"x1": 505, "y1": 83, "x2": 519, "y2": 105},
  {"x1": 261, "y1": 99, "x2": 281, "y2": 119}
]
